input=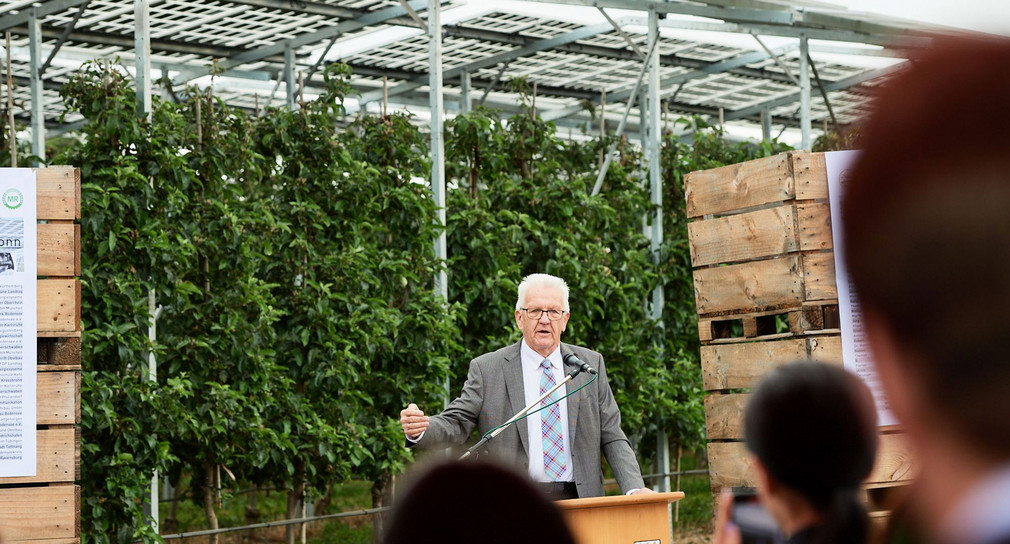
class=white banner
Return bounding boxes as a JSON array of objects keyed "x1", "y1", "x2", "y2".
[
  {"x1": 824, "y1": 151, "x2": 897, "y2": 427},
  {"x1": 0, "y1": 168, "x2": 37, "y2": 476}
]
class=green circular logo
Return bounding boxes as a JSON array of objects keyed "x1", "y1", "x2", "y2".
[{"x1": 2, "y1": 189, "x2": 23, "y2": 210}]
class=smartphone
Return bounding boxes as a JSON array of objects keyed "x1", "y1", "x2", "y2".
[{"x1": 730, "y1": 488, "x2": 786, "y2": 544}]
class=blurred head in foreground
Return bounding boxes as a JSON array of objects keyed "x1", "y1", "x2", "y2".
[
  {"x1": 842, "y1": 35, "x2": 1010, "y2": 542},
  {"x1": 384, "y1": 460, "x2": 576, "y2": 544},
  {"x1": 745, "y1": 362, "x2": 878, "y2": 544}
]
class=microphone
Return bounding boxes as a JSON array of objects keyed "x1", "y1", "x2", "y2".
[{"x1": 563, "y1": 351, "x2": 598, "y2": 375}]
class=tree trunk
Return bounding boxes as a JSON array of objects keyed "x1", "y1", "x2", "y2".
[
  {"x1": 285, "y1": 476, "x2": 305, "y2": 544},
  {"x1": 204, "y1": 463, "x2": 220, "y2": 544},
  {"x1": 371, "y1": 472, "x2": 393, "y2": 544},
  {"x1": 314, "y1": 483, "x2": 333, "y2": 516},
  {"x1": 244, "y1": 489, "x2": 261, "y2": 543}
]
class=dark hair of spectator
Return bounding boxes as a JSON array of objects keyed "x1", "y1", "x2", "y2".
[
  {"x1": 745, "y1": 362, "x2": 878, "y2": 544},
  {"x1": 841, "y1": 35, "x2": 1010, "y2": 460},
  {"x1": 384, "y1": 461, "x2": 577, "y2": 544}
]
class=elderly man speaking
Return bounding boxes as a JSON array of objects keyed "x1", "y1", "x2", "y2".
[{"x1": 400, "y1": 273, "x2": 651, "y2": 500}]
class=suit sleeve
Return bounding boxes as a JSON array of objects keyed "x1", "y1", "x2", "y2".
[
  {"x1": 596, "y1": 353, "x2": 647, "y2": 493},
  {"x1": 409, "y1": 358, "x2": 485, "y2": 450}
]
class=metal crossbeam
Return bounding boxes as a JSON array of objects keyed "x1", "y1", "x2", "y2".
[
  {"x1": 655, "y1": 17, "x2": 929, "y2": 48},
  {"x1": 174, "y1": 0, "x2": 431, "y2": 84},
  {"x1": 542, "y1": 44, "x2": 796, "y2": 122},
  {"x1": 519, "y1": 0, "x2": 797, "y2": 26},
  {"x1": 0, "y1": 0, "x2": 91, "y2": 32},
  {"x1": 726, "y1": 63, "x2": 904, "y2": 121},
  {"x1": 358, "y1": 20, "x2": 626, "y2": 106}
]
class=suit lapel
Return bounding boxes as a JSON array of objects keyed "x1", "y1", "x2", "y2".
[
  {"x1": 564, "y1": 343, "x2": 582, "y2": 445},
  {"x1": 502, "y1": 341, "x2": 529, "y2": 456}
]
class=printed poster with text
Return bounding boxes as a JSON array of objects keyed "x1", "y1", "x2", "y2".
[
  {"x1": 825, "y1": 151, "x2": 897, "y2": 427},
  {"x1": 0, "y1": 168, "x2": 36, "y2": 476}
]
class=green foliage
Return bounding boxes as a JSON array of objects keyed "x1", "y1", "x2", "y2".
[
  {"x1": 54, "y1": 58, "x2": 795, "y2": 540},
  {"x1": 59, "y1": 60, "x2": 191, "y2": 543}
]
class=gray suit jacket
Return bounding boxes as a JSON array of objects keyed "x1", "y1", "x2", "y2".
[{"x1": 413, "y1": 341, "x2": 646, "y2": 497}]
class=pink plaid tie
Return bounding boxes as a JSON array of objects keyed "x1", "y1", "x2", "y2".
[{"x1": 540, "y1": 359, "x2": 566, "y2": 480}]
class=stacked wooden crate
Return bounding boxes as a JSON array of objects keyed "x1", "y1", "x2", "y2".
[
  {"x1": 0, "y1": 167, "x2": 81, "y2": 543},
  {"x1": 685, "y1": 152, "x2": 913, "y2": 514}
]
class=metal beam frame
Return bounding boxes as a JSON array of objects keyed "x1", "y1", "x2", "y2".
[
  {"x1": 427, "y1": 0, "x2": 449, "y2": 409},
  {"x1": 134, "y1": 0, "x2": 158, "y2": 534},
  {"x1": 359, "y1": 20, "x2": 626, "y2": 106},
  {"x1": 0, "y1": 0, "x2": 91, "y2": 32},
  {"x1": 799, "y1": 37, "x2": 810, "y2": 149},
  {"x1": 542, "y1": 44, "x2": 796, "y2": 122},
  {"x1": 173, "y1": 0, "x2": 432, "y2": 85},
  {"x1": 726, "y1": 63, "x2": 904, "y2": 121},
  {"x1": 28, "y1": 10, "x2": 45, "y2": 163},
  {"x1": 521, "y1": 0, "x2": 798, "y2": 26}
]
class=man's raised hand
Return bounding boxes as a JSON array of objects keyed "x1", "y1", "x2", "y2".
[{"x1": 400, "y1": 403, "x2": 429, "y2": 439}]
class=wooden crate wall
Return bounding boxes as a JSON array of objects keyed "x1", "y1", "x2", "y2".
[
  {"x1": 685, "y1": 152, "x2": 913, "y2": 514},
  {"x1": 0, "y1": 167, "x2": 81, "y2": 544}
]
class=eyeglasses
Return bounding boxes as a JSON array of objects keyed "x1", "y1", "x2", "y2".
[{"x1": 521, "y1": 308, "x2": 567, "y2": 320}]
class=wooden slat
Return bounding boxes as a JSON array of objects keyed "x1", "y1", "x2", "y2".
[
  {"x1": 809, "y1": 335, "x2": 842, "y2": 364},
  {"x1": 38, "y1": 280, "x2": 79, "y2": 333},
  {"x1": 36, "y1": 167, "x2": 78, "y2": 221},
  {"x1": 701, "y1": 338, "x2": 807, "y2": 390},
  {"x1": 707, "y1": 441, "x2": 752, "y2": 490},
  {"x1": 792, "y1": 152, "x2": 828, "y2": 200},
  {"x1": 38, "y1": 223, "x2": 76, "y2": 277},
  {"x1": 0, "y1": 485, "x2": 78, "y2": 541},
  {"x1": 689, "y1": 205, "x2": 798, "y2": 267},
  {"x1": 37, "y1": 371, "x2": 79, "y2": 426},
  {"x1": 802, "y1": 252, "x2": 837, "y2": 300},
  {"x1": 693, "y1": 255, "x2": 803, "y2": 315},
  {"x1": 1, "y1": 427, "x2": 78, "y2": 485},
  {"x1": 868, "y1": 433, "x2": 916, "y2": 484},
  {"x1": 705, "y1": 394, "x2": 747, "y2": 440},
  {"x1": 74, "y1": 224, "x2": 81, "y2": 276},
  {"x1": 708, "y1": 434, "x2": 915, "y2": 490},
  {"x1": 685, "y1": 153, "x2": 795, "y2": 218},
  {"x1": 796, "y1": 203, "x2": 833, "y2": 251}
]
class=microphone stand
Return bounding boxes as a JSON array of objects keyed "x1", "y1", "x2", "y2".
[{"x1": 459, "y1": 365, "x2": 587, "y2": 460}]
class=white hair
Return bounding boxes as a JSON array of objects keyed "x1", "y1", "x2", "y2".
[{"x1": 516, "y1": 273, "x2": 570, "y2": 312}]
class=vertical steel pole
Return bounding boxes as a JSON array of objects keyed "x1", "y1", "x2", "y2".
[
  {"x1": 460, "y1": 69, "x2": 471, "y2": 114},
  {"x1": 135, "y1": 1, "x2": 151, "y2": 121},
  {"x1": 28, "y1": 10, "x2": 44, "y2": 164},
  {"x1": 761, "y1": 108, "x2": 772, "y2": 142},
  {"x1": 799, "y1": 37, "x2": 811, "y2": 150},
  {"x1": 428, "y1": 0, "x2": 449, "y2": 408},
  {"x1": 284, "y1": 44, "x2": 296, "y2": 111},
  {"x1": 647, "y1": 9, "x2": 670, "y2": 500},
  {"x1": 136, "y1": 0, "x2": 158, "y2": 534}
]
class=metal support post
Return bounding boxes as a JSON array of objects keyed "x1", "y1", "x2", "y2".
[
  {"x1": 761, "y1": 108, "x2": 772, "y2": 141},
  {"x1": 135, "y1": 0, "x2": 158, "y2": 533},
  {"x1": 135, "y1": 0, "x2": 152, "y2": 122},
  {"x1": 459, "y1": 70, "x2": 471, "y2": 114},
  {"x1": 428, "y1": 0, "x2": 449, "y2": 408},
  {"x1": 27, "y1": 10, "x2": 44, "y2": 164},
  {"x1": 648, "y1": 7, "x2": 670, "y2": 500},
  {"x1": 284, "y1": 44, "x2": 296, "y2": 110},
  {"x1": 799, "y1": 37, "x2": 811, "y2": 150}
]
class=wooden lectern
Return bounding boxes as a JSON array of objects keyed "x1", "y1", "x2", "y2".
[{"x1": 557, "y1": 491, "x2": 684, "y2": 544}]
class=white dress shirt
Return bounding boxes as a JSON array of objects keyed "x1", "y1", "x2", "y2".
[
  {"x1": 520, "y1": 339, "x2": 574, "y2": 483},
  {"x1": 939, "y1": 462, "x2": 1010, "y2": 544}
]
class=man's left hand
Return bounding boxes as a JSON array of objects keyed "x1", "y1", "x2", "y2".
[{"x1": 630, "y1": 488, "x2": 657, "y2": 495}]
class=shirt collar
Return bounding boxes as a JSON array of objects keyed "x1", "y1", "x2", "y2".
[{"x1": 520, "y1": 339, "x2": 562, "y2": 371}]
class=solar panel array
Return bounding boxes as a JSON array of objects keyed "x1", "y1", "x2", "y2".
[{"x1": 0, "y1": 0, "x2": 928, "y2": 139}]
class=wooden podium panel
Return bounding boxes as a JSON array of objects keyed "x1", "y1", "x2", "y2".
[{"x1": 557, "y1": 491, "x2": 684, "y2": 544}]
